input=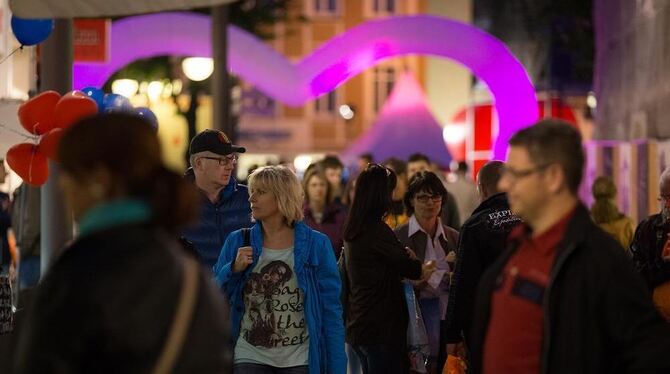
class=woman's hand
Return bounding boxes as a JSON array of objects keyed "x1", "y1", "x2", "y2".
[
  {"x1": 233, "y1": 246, "x2": 254, "y2": 273},
  {"x1": 420, "y1": 260, "x2": 437, "y2": 281}
]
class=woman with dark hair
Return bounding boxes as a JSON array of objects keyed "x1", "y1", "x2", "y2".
[
  {"x1": 342, "y1": 164, "x2": 436, "y2": 374},
  {"x1": 302, "y1": 167, "x2": 347, "y2": 258},
  {"x1": 394, "y1": 171, "x2": 459, "y2": 374},
  {"x1": 214, "y1": 165, "x2": 346, "y2": 374},
  {"x1": 15, "y1": 113, "x2": 231, "y2": 373}
]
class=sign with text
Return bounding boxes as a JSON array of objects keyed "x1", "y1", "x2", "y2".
[{"x1": 74, "y1": 19, "x2": 109, "y2": 63}]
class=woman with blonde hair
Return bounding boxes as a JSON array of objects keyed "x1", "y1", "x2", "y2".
[
  {"x1": 591, "y1": 176, "x2": 635, "y2": 248},
  {"x1": 214, "y1": 165, "x2": 346, "y2": 374}
]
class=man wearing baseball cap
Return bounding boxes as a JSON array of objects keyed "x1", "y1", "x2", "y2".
[{"x1": 182, "y1": 129, "x2": 253, "y2": 269}]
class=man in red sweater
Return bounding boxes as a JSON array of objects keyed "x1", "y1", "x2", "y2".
[{"x1": 469, "y1": 120, "x2": 670, "y2": 374}]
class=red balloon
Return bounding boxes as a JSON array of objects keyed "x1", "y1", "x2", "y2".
[
  {"x1": 52, "y1": 91, "x2": 98, "y2": 130},
  {"x1": 6, "y1": 143, "x2": 49, "y2": 186},
  {"x1": 17, "y1": 90, "x2": 61, "y2": 135},
  {"x1": 39, "y1": 128, "x2": 64, "y2": 161}
]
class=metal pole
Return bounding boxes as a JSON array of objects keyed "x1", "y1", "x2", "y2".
[
  {"x1": 211, "y1": 4, "x2": 232, "y2": 140},
  {"x1": 39, "y1": 19, "x2": 73, "y2": 273}
]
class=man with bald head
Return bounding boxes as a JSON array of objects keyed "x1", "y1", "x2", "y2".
[
  {"x1": 444, "y1": 161, "x2": 522, "y2": 358},
  {"x1": 630, "y1": 168, "x2": 670, "y2": 319}
]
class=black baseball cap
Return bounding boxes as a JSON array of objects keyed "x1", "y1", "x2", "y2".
[{"x1": 189, "y1": 129, "x2": 246, "y2": 156}]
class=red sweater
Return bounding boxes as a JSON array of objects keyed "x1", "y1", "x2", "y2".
[{"x1": 483, "y1": 209, "x2": 574, "y2": 374}]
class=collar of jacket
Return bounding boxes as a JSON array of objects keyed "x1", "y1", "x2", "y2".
[
  {"x1": 200, "y1": 177, "x2": 240, "y2": 206},
  {"x1": 406, "y1": 217, "x2": 450, "y2": 261},
  {"x1": 472, "y1": 192, "x2": 507, "y2": 216},
  {"x1": 247, "y1": 220, "x2": 315, "y2": 276},
  {"x1": 78, "y1": 199, "x2": 151, "y2": 237}
]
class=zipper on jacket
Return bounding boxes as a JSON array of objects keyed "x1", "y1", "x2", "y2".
[{"x1": 540, "y1": 242, "x2": 577, "y2": 374}]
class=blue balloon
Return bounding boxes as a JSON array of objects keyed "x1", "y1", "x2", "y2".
[
  {"x1": 81, "y1": 87, "x2": 105, "y2": 111},
  {"x1": 102, "y1": 93, "x2": 132, "y2": 111},
  {"x1": 11, "y1": 16, "x2": 54, "y2": 46},
  {"x1": 135, "y1": 107, "x2": 159, "y2": 131}
]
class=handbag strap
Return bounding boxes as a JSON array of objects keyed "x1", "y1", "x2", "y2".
[
  {"x1": 242, "y1": 228, "x2": 251, "y2": 247},
  {"x1": 151, "y1": 256, "x2": 199, "y2": 374}
]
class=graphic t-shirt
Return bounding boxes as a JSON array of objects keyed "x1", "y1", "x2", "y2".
[{"x1": 234, "y1": 246, "x2": 309, "y2": 367}]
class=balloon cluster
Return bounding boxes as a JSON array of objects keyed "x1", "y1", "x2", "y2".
[{"x1": 6, "y1": 89, "x2": 158, "y2": 186}]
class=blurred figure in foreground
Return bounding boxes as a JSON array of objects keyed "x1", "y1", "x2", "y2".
[{"x1": 15, "y1": 114, "x2": 231, "y2": 373}]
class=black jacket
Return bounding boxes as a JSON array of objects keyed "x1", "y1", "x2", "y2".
[
  {"x1": 630, "y1": 213, "x2": 670, "y2": 289},
  {"x1": 343, "y1": 220, "x2": 422, "y2": 348},
  {"x1": 470, "y1": 205, "x2": 670, "y2": 374},
  {"x1": 15, "y1": 224, "x2": 231, "y2": 374},
  {"x1": 445, "y1": 193, "x2": 521, "y2": 345}
]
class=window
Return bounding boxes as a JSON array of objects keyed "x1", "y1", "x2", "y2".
[
  {"x1": 314, "y1": 91, "x2": 337, "y2": 116},
  {"x1": 373, "y1": 67, "x2": 395, "y2": 113},
  {"x1": 372, "y1": 0, "x2": 396, "y2": 15},
  {"x1": 313, "y1": 0, "x2": 339, "y2": 16}
]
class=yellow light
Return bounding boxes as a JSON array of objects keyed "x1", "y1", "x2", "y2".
[
  {"x1": 111, "y1": 79, "x2": 139, "y2": 98},
  {"x1": 181, "y1": 57, "x2": 214, "y2": 82}
]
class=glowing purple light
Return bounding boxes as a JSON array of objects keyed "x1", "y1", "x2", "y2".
[{"x1": 73, "y1": 12, "x2": 538, "y2": 159}]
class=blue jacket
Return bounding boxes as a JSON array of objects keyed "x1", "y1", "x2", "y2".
[
  {"x1": 213, "y1": 221, "x2": 347, "y2": 374},
  {"x1": 182, "y1": 178, "x2": 253, "y2": 269}
]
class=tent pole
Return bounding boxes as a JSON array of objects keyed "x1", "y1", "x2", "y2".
[{"x1": 39, "y1": 18, "x2": 73, "y2": 275}]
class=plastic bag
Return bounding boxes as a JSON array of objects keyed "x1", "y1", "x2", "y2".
[
  {"x1": 443, "y1": 355, "x2": 467, "y2": 374},
  {"x1": 404, "y1": 281, "x2": 430, "y2": 373}
]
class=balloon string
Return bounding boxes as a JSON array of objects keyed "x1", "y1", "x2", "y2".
[
  {"x1": 0, "y1": 123, "x2": 38, "y2": 142},
  {"x1": 29, "y1": 145, "x2": 35, "y2": 183},
  {"x1": 0, "y1": 46, "x2": 23, "y2": 66}
]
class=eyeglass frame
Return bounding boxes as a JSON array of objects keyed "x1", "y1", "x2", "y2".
[
  {"x1": 199, "y1": 154, "x2": 238, "y2": 166},
  {"x1": 414, "y1": 193, "x2": 444, "y2": 203},
  {"x1": 501, "y1": 163, "x2": 551, "y2": 182}
]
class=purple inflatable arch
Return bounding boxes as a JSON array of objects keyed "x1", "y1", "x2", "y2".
[{"x1": 73, "y1": 12, "x2": 538, "y2": 159}]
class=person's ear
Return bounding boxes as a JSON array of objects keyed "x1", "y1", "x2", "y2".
[{"x1": 544, "y1": 164, "x2": 566, "y2": 194}]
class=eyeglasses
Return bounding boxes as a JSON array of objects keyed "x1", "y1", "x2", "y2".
[
  {"x1": 200, "y1": 154, "x2": 237, "y2": 166},
  {"x1": 415, "y1": 194, "x2": 443, "y2": 203},
  {"x1": 501, "y1": 164, "x2": 550, "y2": 181}
]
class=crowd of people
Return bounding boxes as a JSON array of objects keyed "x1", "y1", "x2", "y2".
[{"x1": 1, "y1": 113, "x2": 670, "y2": 374}]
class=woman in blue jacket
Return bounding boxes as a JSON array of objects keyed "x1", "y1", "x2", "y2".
[{"x1": 214, "y1": 165, "x2": 346, "y2": 374}]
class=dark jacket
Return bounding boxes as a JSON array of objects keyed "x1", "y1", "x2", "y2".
[
  {"x1": 10, "y1": 183, "x2": 40, "y2": 258},
  {"x1": 14, "y1": 224, "x2": 231, "y2": 374},
  {"x1": 630, "y1": 213, "x2": 670, "y2": 289},
  {"x1": 470, "y1": 205, "x2": 670, "y2": 374},
  {"x1": 182, "y1": 177, "x2": 253, "y2": 269},
  {"x1": 343, "y1": 220, "x2": 422, "y2": 348},
  {"x1": 303, "y1": 202, "x2": 348, "y2": 258},
  {"x1": 445, "y1": 193, "x2": 521, "y2": 344}
]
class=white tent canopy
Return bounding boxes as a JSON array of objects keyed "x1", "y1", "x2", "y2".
[{"x1": 9, "y1": 0, "x2": 236, "y2": 18}]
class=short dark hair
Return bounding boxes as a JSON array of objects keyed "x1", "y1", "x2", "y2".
[
  {"x1": 322, "y1": 155, "x2": 344, "y2": 170},
  {"x1": 477, "y1": 161, "x2": 505, "y2": 196},
  {"x1": 343, "y1": 164, "x2": 397, "y2": 240},
  {"x1": 408, "y1": 153, "x2": 431, "y2": 164},
  {"x1": 359, "y1": 153, "x2": 374, "y2": 163},
  {"x1": 404, "y1": 171, "x2": 447, "y2": 216},
  {"x1": 383, "y1": 157, "x2": 407, "y2": 176},
  {"x1": 509, "y1": 119, "x2": 584, "y2": 194}
]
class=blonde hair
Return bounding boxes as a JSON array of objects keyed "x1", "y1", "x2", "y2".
[
  {"x1": 591, "y1": 176, "x2": 621, "y2": 224},
  {"x1": 248, "y1": 165, "x2": 304, "y2": 225}
]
